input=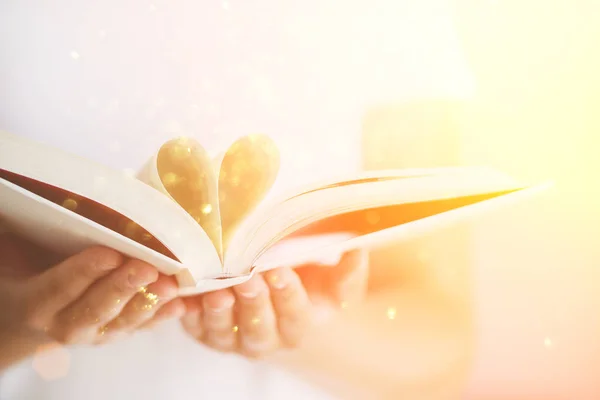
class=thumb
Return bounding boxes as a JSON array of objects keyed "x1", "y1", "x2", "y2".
[{"x1": 26, "y1": 247, "x2": 124, "y2": 326}]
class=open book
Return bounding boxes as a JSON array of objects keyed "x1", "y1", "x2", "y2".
[{"x1": 0, "y1": 131, "x2": 548, "y2": 295}]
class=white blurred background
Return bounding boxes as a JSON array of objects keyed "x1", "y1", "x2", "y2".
[{"x1": 1, "y1": 0, "x2": 599, "y2": 399}]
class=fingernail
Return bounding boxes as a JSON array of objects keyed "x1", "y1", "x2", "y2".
[
  {"x1": 208, "y1": 332, "x2": 236, "y2": 349},
  {"x1": 240, "y1": 336, "x2": 274, "y2": 355},
  {"x1": 168, "y1": 301, "x2": 186, "y2": 318},
  {"x1": 204, "y1": 294, "x2": 234, "y2": 313},
  {"x1": 173, "y1": 305, "x2": 186, "y2": 317},
  {"x1": 236, "y1": 277, "x2": 263, "y2": 299},
  {"x1": 267, "y1": 269, "x2": 290, "y2": 290},
  {"x1": 128, "y1": 268, "x2": 156, "y2": 287}
]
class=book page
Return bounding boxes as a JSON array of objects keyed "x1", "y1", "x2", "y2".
[
  {"x1": 265, "y1": 183, "x2": 551, "y2": 272},
  {"x1": 137, "y1": 137, "x2": 224, "y2": 259},
  {"x1": 216, "y1": 134, "x2": 280, "y2": 251},
  {"x1": 0, "y1": 131, "x2": 221, "y2": 284},
  {"x1": 137, "y1": 134, "x2": 280, "y2": 261},
  {"x1": 225, "y1": 167, "x2": 546, "y2": 275}
]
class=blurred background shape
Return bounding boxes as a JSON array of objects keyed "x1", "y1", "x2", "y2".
[{"x1": 454, "y1": 1, "x2": 600, "y2": 398}]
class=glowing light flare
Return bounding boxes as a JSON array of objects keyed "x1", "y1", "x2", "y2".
[
  {"x1": 32, "y1": 343, "x2": 71, "y2": 381},
  {"x1": 365, "y1": 210, "x2": 380, "y2": 225},
  {"x1": 61, "y1": 198, "x2": 78, "y2": 211},
  {"x1": 386, "y1": 307, "x2": 397, "y2": 320},
  {"x1": 201, "y1": 204, "x2": 213, "y2": 215},
  {"x1": 123, "y1": 221, "x2": 142, "y2": 239},
  {"x1": 162, "y1": 172, "x2": 182, "y2": 187}
]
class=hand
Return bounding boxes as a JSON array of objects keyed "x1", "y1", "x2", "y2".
[
  {"x1": 181, "y1": 267, "x2": 312, "y2": 358},
  {"x1": 180, "y1": 249, "x2": 369, "y2": 358},
  {"x1": 0, "y1": 233, "x2": 185, "y2": 369},
  {"x1": 295, "y1": 250, "x2": 369, "y2": 320}
]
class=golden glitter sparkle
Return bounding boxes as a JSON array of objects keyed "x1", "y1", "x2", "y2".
[
  {"x1": 124, "y1": 221, "x2": 141, "y2": 239},
  {"x1": 268, "y1": 274, "x2": 279, "y2": 286},
  {"x1": 162, "y1": 172, "x2": 181, "y2": 187},
  {"x1": 386, "y1": 307, "x2": 397, "y2": 320},
  {"x1": 201, "y1": 203, "x2": 213, "y2": 215},
  {"x1": 143, "y1": 291, "x2": 160, "y2": 305},
  {"x1": 250, "y1": 317, "x2": 260, "y2": 325},
  {"x1": 168, "y1": 140, "x2": 193, "y2": 160},
  {"x1": 141, "y1": 232, "x2": 153, "y2": 242},
  {"x1": 232, "y1": 325, "x2": 239, "y2": 333}
]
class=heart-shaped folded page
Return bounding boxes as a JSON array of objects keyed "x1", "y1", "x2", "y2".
[
  {"x1": 154, "y1": 137, "x2": 223, "y2": 257},
  {"x1": 218, "y1": 134, "x2": 280, "y2": 249},
  {"x1": 139, "y1": 134, "x2": 280, "y2": 262}
]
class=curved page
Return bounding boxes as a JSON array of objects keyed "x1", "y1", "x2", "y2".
[
  {"x1": 226, "y1": 168, "x2": 544, "y2": 274},
  {"x1": 0, "y1": 131, "x2": 221, "y2": 284}
]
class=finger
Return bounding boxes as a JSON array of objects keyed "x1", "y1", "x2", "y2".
[
  {"x1": 52, "y1": 259, "x2": 158, "y2": 344},
  {"x1": 264, "y1": 267, "x2": 311, "y2": 347},
  {"x1": 201, "y1": 289, "x2": 236, "y2": 352},
  {"x1": 137, "y1": 298, "x2": 187, "y2": 331},
  {"x1": 330, "y1": 250, "x2": 369, "y2": 306},
  {"x1": 182, "y1": 296, "x2": 203, "y2": 314},
  {"x1": 95, "y1": 299, "x2": 186, "y2": 346},
  {"x1": 232, "y1": 275, "x2": 279, "y2": 357},
  {"x1": 180, "y1": 297, "x2": 204, "y2": 339},
  {"x1": 104, "y1": 274, "x2": 179, "y2": 332},
  {"x1": 26, "y1": 247, "x2": 124, "y2": 326}
]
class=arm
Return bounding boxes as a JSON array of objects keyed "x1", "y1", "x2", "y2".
[{"x1": 269, "y1": 101, "x2": 474, "y2": 399}]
